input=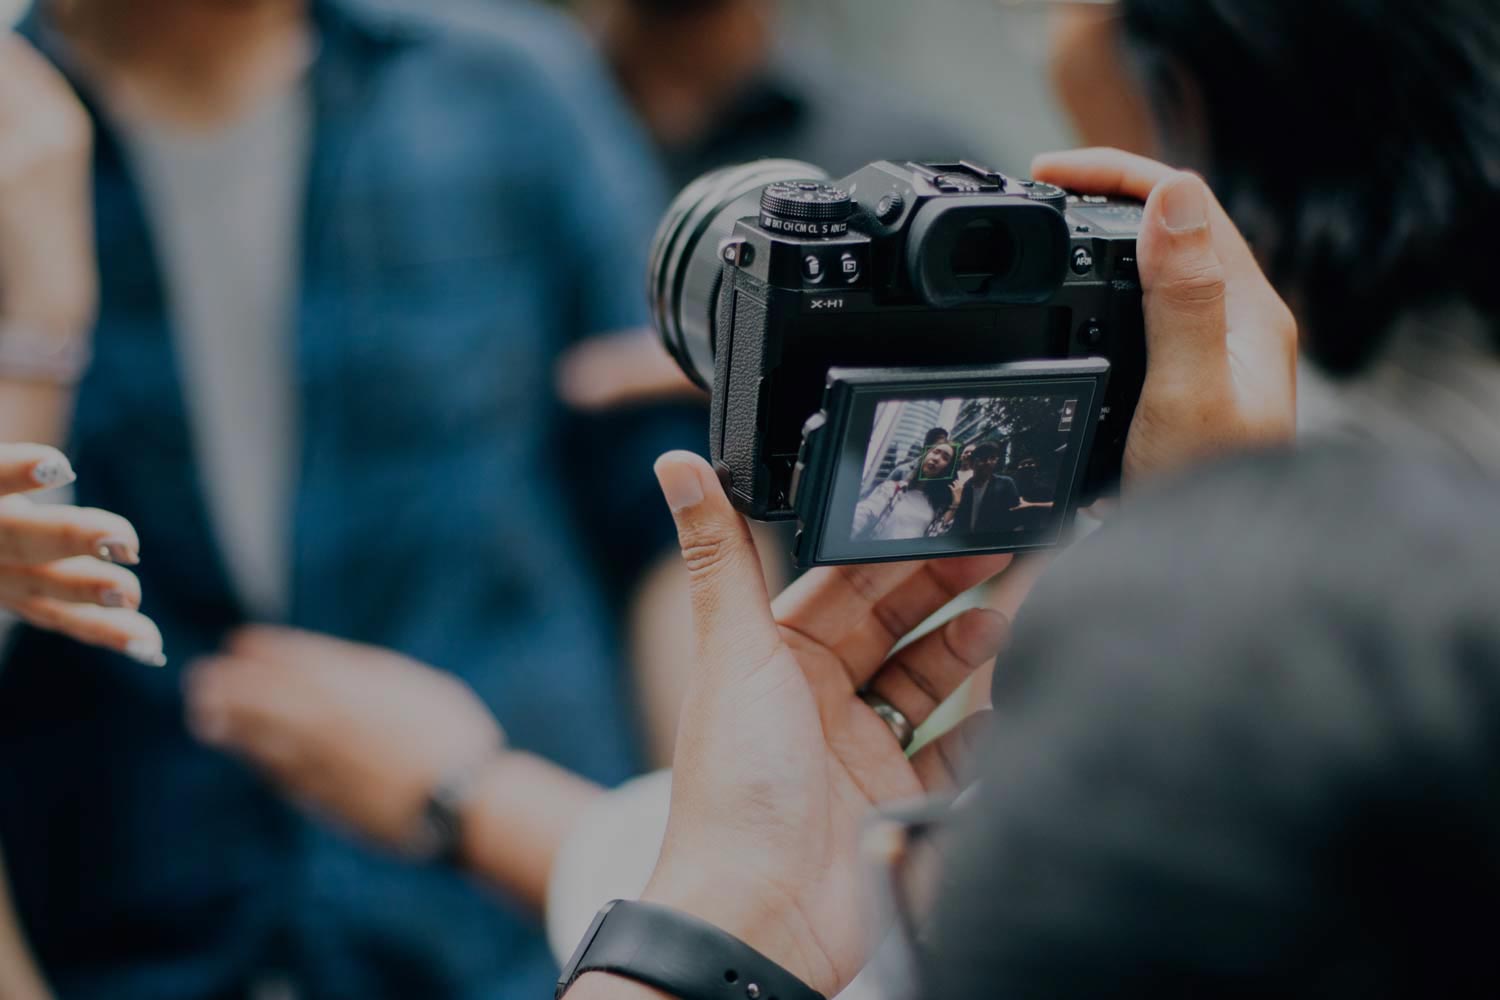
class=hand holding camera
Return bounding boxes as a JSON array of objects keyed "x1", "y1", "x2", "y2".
[
  {"x1": 638, "y1": 450, "x2": 1012, "y2": 998},
  {"x1": 1030, "y1": 148, "x2": 1298, "y2": 482},
  {"x1": 563, "y1": 149, "x2": 1300, "y2": 1000}
]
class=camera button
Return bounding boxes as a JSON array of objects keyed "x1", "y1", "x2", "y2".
[
  {"x1": 839, "y1": 252, "x2": 861, "y2": 284},
  {"x1": 1071, "y1": 246, "x2": 1095, "y2": 275},
  {"x1": 875, "y1": 193, "x2": 905, "y2": 224},
  {"x1": 803, "y1": 254, "x2": 827, "y2": 283}
]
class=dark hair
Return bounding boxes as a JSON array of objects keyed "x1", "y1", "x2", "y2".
[
  {"x1": 909, "y1": 444, "x2": 957, "y2": 518},
  {"x1": 971, "y1": 440, "x2": 1003, "y2": 461},
  {"x1": 1119, "y1": 0, "x2": 1500, "y2": 375},
  {"x1": 924, "y1": 446, "x2": 1500, "y2": 998},
  {"x1": 924, "y1": 427, "x2": 951, "y2": 447},
  {"x1": 623, "y1": 0, "x2": 736, "y2": 18}
]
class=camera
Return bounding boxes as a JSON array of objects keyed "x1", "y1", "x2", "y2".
[{"x1": 649, "y1": 159, "x2": 1145, "y2": 566}]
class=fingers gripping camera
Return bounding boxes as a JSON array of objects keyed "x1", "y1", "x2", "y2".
[{"x1": 648, "y1": 159, "x2": 1145, "y2": 567}]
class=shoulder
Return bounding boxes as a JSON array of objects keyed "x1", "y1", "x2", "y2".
[
  {"x1": 340, "y1": 0, "x2": 592, "y2": 65},
  {"x1": 332, "y1": 0, "x2": 628, "y2": 122},
  {"x1": 327, "y1": 0, "x2": 662, "y2": 235}
]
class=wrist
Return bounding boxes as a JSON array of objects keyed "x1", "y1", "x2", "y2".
[
  {"x1": 641, "y1": 864, "x2": 837, "y2": 998},
  {"x1": 563, "y1": 971, "x2": 675, "y2": 1000},
  {"x1": 0, "y1": 318, "x2": 93, "y2": 386},
  {"x1": 404, "y1": 741, "x2": 506, "y2": 865},
  {"x1": 449, "y1": 749, "x2": 602, "y2": 910}
]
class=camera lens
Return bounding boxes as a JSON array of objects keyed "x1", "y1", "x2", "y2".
[
  {"x1": 648, "y1": 160, "x2": 825, "y2": 390},
  {"x1": 948, "y1": 220, "x2": 1017, "y2": 294}
]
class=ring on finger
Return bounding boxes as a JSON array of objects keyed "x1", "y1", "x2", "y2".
[{"x1": 860, "y1": 690, "x2": 916, "y2": 751}]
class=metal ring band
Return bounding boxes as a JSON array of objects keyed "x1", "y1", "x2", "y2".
[{"x1": 859, "y1": 691, "x2": 916, "y2": 751}]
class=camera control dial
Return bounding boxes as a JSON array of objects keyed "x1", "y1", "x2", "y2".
[
  {"x1": 760, "y1": 180, "x2": 854, "y2": 237},
  {"x1": 1021, "y1": 180, "x2": 1069, "y2": 213}
]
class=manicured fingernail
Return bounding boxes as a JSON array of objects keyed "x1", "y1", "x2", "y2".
[
  {"x1": 1160, "y1": 174, "x2": 1209, "y2": 232},
  {"x1": 31, "y1": 455, "x2": 76, "y2": 488},
  {"x1": 98, "y1": 539, "x2": 140, "y2": 565},
  {"x1": 99, "y1": 588, "x2": 131, "y2": 608},
  {"x1": 124, "y1": 639, "x2": 167, "y2": 668},
  {"x1": 655, "y1": 455, "x2": 705, "y2": 512}
]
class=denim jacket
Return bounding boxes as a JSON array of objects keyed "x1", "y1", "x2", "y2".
[{"x1": 1, "y1": 2, "x2": 694, "y2": 997}]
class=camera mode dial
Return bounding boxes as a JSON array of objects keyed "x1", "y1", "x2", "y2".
[
  {"x1": 760, "y1": 180, "x2": 854, "y2": 237},
  {"x1": 1021, "y1": 180, "x2": 1069, "y2": 213}
]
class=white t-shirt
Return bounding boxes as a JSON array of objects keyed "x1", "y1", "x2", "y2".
[{"x1": 112, "y1": 81, "x2": 311, "y2": 620}]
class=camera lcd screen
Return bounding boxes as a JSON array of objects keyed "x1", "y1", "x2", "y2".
[{"x1": 808, "y1": 367, "x2": 1102, "y2": 565}]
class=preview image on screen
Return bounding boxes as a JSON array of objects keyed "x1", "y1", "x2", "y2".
[{"x1": 849, "y1": 393, "x2": 1079, "y2": 543}]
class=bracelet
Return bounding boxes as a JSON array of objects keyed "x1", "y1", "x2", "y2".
[
  {"x1": 0, "y1": 323, "x2": 93, "y2": 385},
  {"x1": 406, "y1": 740, "x2": 506, "y2": 865}
]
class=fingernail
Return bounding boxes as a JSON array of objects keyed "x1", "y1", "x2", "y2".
[
  {"x1": 124, "y1": 639, "x2": 167, "y2": 668},
  {"x1": 655, "y1": 455, "x2": 705, "y2": 512},
  {"x1": 1160, "y1": 174, "x2": 1209, "y2": 232},
  {"x1": 99, "y1": 588, "x2": 132, "y2": 609},
  {"x1": 958, "y1": 608, "x2": 1011, "y2": 653},
  {"x1": 98, "y1": 539, "x2": 140, "y2": 565},
  {"x1": 31, "y1": 455, "x2": 76, "y2": 489}
]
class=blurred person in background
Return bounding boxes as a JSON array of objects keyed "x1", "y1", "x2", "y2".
[
  {"x1": 1044, "y1": 0, "x2": 1500, "y2": 470},
  {"x1": 0, "y1": 1, "x2": 699, "y2": 998},
  {"x1": 0, "y1": 31, "x2": 166, "y2": 1000},
  {"x1": 555, "y1": 0, "x2": 987, "y2": 412},
  {"x1": 0, "y1": 32, "x2": 163, "y2": 663},
  {"x1": 578, "y1": 0, "x2": 979, "y2": 193}
]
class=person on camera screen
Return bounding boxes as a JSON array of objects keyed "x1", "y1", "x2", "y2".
[
  {"x1": 852, "y1": 440, "x2": 958, "y2": 543},
  {"x1": 950, "y1": 439, "x2": 1021, "y2": 539}
]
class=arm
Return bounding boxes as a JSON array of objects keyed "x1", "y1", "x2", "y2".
[
  {"x1": 0, "y1": 848, "x2": 51, "y2": 1000},
  {"x1": 0, "y1": 35, "x2": 96, "y2": 446},
  {"x1": 186, "y1": 628, "x2": 602, "y2": 913},
  {"x1": 851, "y1": 480, "x2": 895, "y2": 538},
  {"x1": 455, "y1": 752, "x2": 602, "y2": 909}
]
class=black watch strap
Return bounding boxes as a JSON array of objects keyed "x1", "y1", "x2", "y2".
[{"x1": 556, "y1": 899, "x2": 826, "y2": 1000}]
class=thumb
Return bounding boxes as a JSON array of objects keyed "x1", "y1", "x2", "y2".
[
  {"x1": 1137, "y1": 172, "x2": 1230, "y2": 385},
  {"x1": 654, "y1": 451, "x2": 781, "y2": 674}
]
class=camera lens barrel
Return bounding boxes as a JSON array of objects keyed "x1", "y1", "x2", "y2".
[{"x1": 648, "y1": 160, "x2": 826, "y2": 390}]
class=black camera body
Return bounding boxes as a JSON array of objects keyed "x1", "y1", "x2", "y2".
[{"x1": 651, "y1": 159, "x2": 1146, "y2": 566}]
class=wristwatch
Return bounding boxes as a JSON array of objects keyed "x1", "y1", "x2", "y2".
[{"x1": 557, "y1": 899, "x2": 826, "y2": 1000}]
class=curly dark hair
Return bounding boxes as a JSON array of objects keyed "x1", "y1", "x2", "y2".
[
  {"x1": 1120, "y1": 0, "x2": 1500, "y2": 375},
  {"x1": 927, "y1": 445, "x2": 1500, "y2": 997}
]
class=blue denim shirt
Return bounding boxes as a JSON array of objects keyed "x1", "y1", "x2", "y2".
[{"x1": 0, "y1": 3, "x2": 695, "y2": 997}]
